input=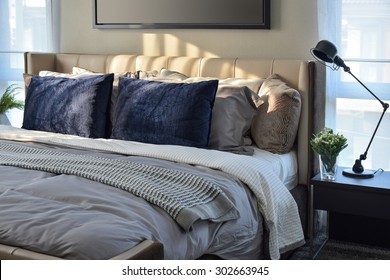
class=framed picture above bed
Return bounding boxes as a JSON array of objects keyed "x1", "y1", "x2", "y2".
[{"x1": 93, "y1": 0, "x2": 271, "y2": 29}]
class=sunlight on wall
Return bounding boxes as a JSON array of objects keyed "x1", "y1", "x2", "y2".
[{"x1": 142, "y1": 33, "x2": 218, "y2": 57}]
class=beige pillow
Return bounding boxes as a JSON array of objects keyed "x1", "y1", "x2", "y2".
[{"x1": 251, "y1": 74, "x2": 301, "y2": 154}]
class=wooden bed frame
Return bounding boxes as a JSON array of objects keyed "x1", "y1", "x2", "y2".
[{"x1": 0, "y1": 52, "x2": 325, "y2": 260}]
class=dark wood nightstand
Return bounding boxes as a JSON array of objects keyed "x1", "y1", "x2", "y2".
[{"x1": 310, "y1": 167, "x2": 390, "y2": 248}]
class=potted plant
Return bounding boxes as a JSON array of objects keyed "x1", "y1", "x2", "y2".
[
  {"x1": 310, "y1": 127, "x2": 348, "y2": 181},
  {"x1": 0, "y1": 84, "x2": 24, "y2": 125}
]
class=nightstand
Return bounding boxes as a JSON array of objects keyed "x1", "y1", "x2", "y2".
[{"x1": 310, "y1": 167, "x2": 390, "y2": 248}]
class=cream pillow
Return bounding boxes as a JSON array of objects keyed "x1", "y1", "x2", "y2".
[
  {"x1": 23, "y1": 70, "x2": 100, "y2": 92},
  {"x1": 181, "y1": 77, "x2": 264, "y2": 94},
  {"x1": 251, "y1": 74, "x2": 301, "y2": 154},
  {"x1": 159, "y1": 68, "x2": 189, "y2": 80}
]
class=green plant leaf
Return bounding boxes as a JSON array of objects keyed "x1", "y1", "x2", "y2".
[{"x1": 0, "y1": 84, "x2": 24, "y2": 114}]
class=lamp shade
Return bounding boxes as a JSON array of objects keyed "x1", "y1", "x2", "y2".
[{"x1": 311, "y1": 40, "x2": 338, "y2": 63}]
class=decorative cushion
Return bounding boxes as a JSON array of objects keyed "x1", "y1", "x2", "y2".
[
  {"x1": 208, "y1": 85, "x2": 263, "y2": 155},
  {"x1": 251, "y1": 74, "x2": 301, "y2": 154},
  {"x1": 71, "y1": 67, "x2": 130, "y2": 131},
  {"x1": 22, "y1": 74, "x2": 114, "y2": 138},
  {"x1": 138, "y1": 72, "x2": 265, "y2": 154},
  {"x1": 111, "y1": 78, "x2": 218, "y2": 148}
]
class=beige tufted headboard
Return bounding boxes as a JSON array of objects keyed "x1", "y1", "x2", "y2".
[{"x1": 24, "y1": 52, "x2": 326, "y2": 187}]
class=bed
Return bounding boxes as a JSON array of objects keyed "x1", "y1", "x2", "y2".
[{"x1": 0, "y1": 52, "x2": 325, "y2": 260}]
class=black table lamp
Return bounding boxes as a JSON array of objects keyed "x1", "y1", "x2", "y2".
[{"x1": 311, "y1": 40, "x2": 389, "y2": 178}]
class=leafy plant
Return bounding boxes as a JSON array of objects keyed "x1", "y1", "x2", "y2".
[
  {"x1": 310, "y1": 127, "x2": 348, "y2": 172},
  {"x1": 0, "y1": 84, "x2": 24, "y2": 114}
]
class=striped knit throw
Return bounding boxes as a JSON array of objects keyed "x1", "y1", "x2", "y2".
[{"x1": 0, "y1": 142, "x2": 238, "y2": 230}]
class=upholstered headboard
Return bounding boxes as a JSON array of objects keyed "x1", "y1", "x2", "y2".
[{"x1": 24, "y1": 52, "x2": 326, "y2": 187}]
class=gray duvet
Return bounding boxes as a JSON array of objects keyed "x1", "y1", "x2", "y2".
[{"x1": 0, "y1": 140, "x2": 263, "y2": 260}]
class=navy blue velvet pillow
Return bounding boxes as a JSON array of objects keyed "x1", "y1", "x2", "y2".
[
  {"x1": 111, "y1": 78, "x2": 218, "y2": 148},
  {"x1": 22, "y1": 74, "x2": 114, "y2": 138}
]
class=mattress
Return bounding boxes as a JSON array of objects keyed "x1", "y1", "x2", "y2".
[{"x1": 252, "y1": 147, "x2": 298, "y2": 190}]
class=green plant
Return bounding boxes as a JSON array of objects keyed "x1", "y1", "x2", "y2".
[
  {"x1": 0, "y1": 84, "x2": 24, "y2": 114},
  {"x1": 310, "y1": 127, "x2": 348, "y2": 172}
]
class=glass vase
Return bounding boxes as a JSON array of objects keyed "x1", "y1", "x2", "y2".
[
  {"x1": 0, "y1": 113, "x2": 11, "y2": 125},
  {"x1": 319, "y1": 154, "x2": 338, "y2": 181}
]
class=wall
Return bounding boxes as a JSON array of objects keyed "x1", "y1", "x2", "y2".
[{"x1": 59, "y1": 0, "x2": 318, "y2": 59}]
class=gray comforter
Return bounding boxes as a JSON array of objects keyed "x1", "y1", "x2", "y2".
[{"x1": 0, "y1": 140, "x2": 263, "y2": 260}]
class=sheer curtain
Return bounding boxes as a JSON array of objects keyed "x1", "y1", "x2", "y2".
[
  {"x1": 0, "y1": 0, "x2": 58, "y2": 126},
  {"x1": 317, "y1": 0, "x2": 390, "y2": 171}
]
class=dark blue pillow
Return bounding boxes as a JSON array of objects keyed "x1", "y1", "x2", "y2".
[
  {"x1": 22, "y1": 74, "x2": 114, "y2": 138},
  {"x1": 111, "y1": 78, "x2": 218, "y2": 148}
]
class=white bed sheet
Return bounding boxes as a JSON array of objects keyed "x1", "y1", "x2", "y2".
[{"x1": 252, "y1": 147, "x2": 298, "y2": 191}]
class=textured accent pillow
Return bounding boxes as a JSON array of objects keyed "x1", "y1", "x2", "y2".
[
  {"x1": 71, "y1": 66, "x2": 130, "y2": 131},
  {"x1": 251, "y1": 74, "x2": 301, "y2": 154},
  {"x1": 131, "y1": 73, "x2": 265, "y2": 154},
  {"x1": 208, "y1": 85, "x2": 263, "y2": 155},
  {"x1": 111, "y1": 78, "x2": 218, "y2": 148},
  {"x1": 22, "y1": 74, "x2": 114, "y2": 138}
]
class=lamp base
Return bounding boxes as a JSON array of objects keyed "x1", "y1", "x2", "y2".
[{"x1": 342, "y1": 168, "x2": 374, "y2": 179}]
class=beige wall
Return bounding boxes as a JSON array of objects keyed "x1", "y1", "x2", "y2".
[{"x1": 59, "y1": 0, "x2": 318, "y2": 59}]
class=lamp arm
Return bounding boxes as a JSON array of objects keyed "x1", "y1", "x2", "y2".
[
  {"x1": 346, "y1": 69, "x2": 390, "y2": 173},
  {"x1": 352, "y1": 104, "x2": 388, "y2": 173}
]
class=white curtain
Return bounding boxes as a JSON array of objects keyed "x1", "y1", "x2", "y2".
[
  {"x1": 317, "y1": 0, "x2": 390, "y2": 171},
  {"x1": 0, "y1": 0, "x2": 58, "y2": 126}
]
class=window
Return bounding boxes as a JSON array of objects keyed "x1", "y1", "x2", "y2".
[
  {"x1": 0, "y1": 0, "x2": 56, "y2": 126},
  {"x1": 318, "y1": 0, "x2": 390, "y2": 171}
]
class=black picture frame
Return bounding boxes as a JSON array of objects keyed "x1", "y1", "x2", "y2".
[{"x1": 93, "y1": 0, "x2": 270, "y2": 29}]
